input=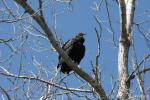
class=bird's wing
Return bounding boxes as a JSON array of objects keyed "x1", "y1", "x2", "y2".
[
  {"x1": 62, "y1": 38, "x2": 75, "y2": 51},
  {"x1": 81, "y1": 45, "x2": 85, "y2": 59},
  {"x1": 58, "y1": 38, "x2": 74, "y2": 60}
]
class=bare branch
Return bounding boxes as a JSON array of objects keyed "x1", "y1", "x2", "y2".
[
  {"x1": 130, "y1": 41, "x2": 146, "y2": 100},
  {"x1": 0, "y1": 71, "x2": 91, "y2": 93},
  {"x1": 0, "y1": 86, "x2": 11, "y2": 100},
  {"x1": 104, "y1": 0, "x2": 118, "y2": 47},
  {"x1": 13, "y1": 0, "x2": 108, "y2": 99},
  {"x1": 127, "y1": 54, "x2": 150, "y2": 81}
]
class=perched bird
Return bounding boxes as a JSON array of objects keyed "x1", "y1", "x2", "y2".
[{"x1": 57, "y1": 33, "x2": 85, "y2": 74}]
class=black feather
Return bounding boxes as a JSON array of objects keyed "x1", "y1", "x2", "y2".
[{"x1": 57, "y1": 33, "x2": 85, "y2": 74}]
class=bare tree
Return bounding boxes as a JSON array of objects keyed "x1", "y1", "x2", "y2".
[{"x1": 0, "y1": 0, "x2": 150, "y2": 100}]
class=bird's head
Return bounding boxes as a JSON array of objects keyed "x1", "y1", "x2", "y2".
[
  {"x1": 75, "y1": 32, "x2": 85, "y2": 43},
  {"x1": 77, "y1": 32, "x2": 86, "y2": 37}
]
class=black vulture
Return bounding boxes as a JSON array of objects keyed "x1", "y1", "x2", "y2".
[{"x1": 57, "y1": 33, "x2": 85, "y2": 74}]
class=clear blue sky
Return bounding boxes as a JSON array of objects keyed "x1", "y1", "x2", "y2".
[{"x1": 0, "y1": 0, "x2": 150, "y2": 99}]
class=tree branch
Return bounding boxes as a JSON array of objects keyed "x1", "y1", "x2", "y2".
[
  {"x1": 13, "y1": 0, "x2": 109, "y2": 99},
  {"x1": 0, "y1": 86, "x2": 11, "y2": 100},
  {"x1": 0, "y1": 71, "x2": 91, "y2": 93},
  {"x1": 127, "y1": 68, "x2": 150, "y2": 81}
]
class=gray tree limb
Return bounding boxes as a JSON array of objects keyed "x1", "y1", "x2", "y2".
[{"x1": 13, "y1": 0, "x2": 109, "y2": 99}]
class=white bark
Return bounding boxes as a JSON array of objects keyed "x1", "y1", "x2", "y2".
[
  {"x1": 117, "y1": 0, "x2": 135, "y2": 99},
  {"x1": 118, "y1": 41, "x2": 130, "y2": 99}
]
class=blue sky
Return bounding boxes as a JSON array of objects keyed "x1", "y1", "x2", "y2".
[{"x1": 0, "y1": 0, "x2": 150, "y2": 99}]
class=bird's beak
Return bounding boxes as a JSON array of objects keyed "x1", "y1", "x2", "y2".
[{"x1": 82, "y1": 33, "x2": 86, "y2": 35}]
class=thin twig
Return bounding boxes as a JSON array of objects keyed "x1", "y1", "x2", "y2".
[{"x1": 0, "y1": 71, "x2": 91, "y2": 93}]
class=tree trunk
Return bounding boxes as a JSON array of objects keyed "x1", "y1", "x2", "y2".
[
  {"x1": 117, "y1": 0, "x2": 135, "y2": 99},
  {"x1": 117, "y1": 38, "x2": 130, "y2": 99}
]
